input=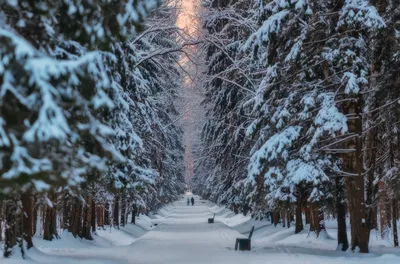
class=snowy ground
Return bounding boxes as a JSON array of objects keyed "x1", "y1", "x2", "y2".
[{"x1": 3, "y1": 195, "x2": 400, "y2": 264}]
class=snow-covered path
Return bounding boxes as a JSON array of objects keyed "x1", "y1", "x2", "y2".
[
  {"x1": 96, "y1": 196, "x2": 400, "y2": 264},
  {"x1": 7, "y1": 196, "x2": 400, "y2": 264},
  {"x1": 127, "y1": 196, "x2": 244, "y2": 264}
]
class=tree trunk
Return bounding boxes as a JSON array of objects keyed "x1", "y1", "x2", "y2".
[
  {"x1": 365, "y1": 125, "x2": 378, "y2": 231},
  {"x1": 91, "y1": 199, "x2": 96, "y2": 233},
  {"x1": 69, "y1": 198, "x2": 80, "y2": 238},
  {"x1": 113, "y1": 197, "x2": 120, "y2": 229},
  {"x1": 343, "y1": 97, "x2": 369, "y2": 253},
  {"x1": 131, "y1": 204, "x2": 137, "y2": 224},
  {"x1": 336, "y1": 177, "x2": 349, "y2": 251},
  {"x1": 21, "y1": 193, "x2": 33, "y2": 249},
  {"x1": 4, "y1": 201, "x2": 18, "y2": 257},
  {"x1": 281, "y1": 210, "x2": 286, "y2": 228},
  {"x1": 121, "y1": 197, "x2": 126, "y2": 227},
  {"x1": 0, "y1": 201, "x2": 3, "y2": 242},
  {"x1": 295, "y1": 199, "x2": 303, "y2": 234},
  {"x1": 33, "y1": 197, "x2": 38, "y2": 236},
  {"x1": 386, "y1": 199, "x2": 392, "y2": 229},
  {"x1": 82, "y1": 196, "x2": 92, "y2": 240},
  {"x1": 273, "y1": 211, "x2": 280, "y2": 227},
  {"x1": 43, "y1": 193, "x2": 59, "y2": 241},
  {"x1": 97, "y1": 205, "x2": 104, "y2": 228},
  {"x1": 310, "y1": 203, "x2": 324, "y2": 237},
  {"x1": 393, "y1": 198, "x2": 399, "y2": 247},
  {"x1": 379, "y1": 181, "x2": 389, "y2": 238},
  {"x1": 63, "y1": 193, "x2": 70, "y2": 230},
  {"x1": 286, "y1": 211, "x2": 291, "y2": 229},
  {"x1": 305, "y1": 205, "x2": 310, "y2": 225},
  {"x1": 104, "y1": 203, "x2": 110, "y2": 226}
]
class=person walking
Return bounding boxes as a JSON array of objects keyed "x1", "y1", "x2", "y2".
[{"x1": 191, "y1": 197, "x2": 194, "y2": 206}]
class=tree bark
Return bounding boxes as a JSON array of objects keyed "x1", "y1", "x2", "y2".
[
  {"x1": 379, "y1": 181, "x2": 389, "y2": 238},
  {"x1": 63, "y1": 192, "x2": 70, "y2": 230},
  {"x1": 305, "y1": 204, "x2": 310, "y2": 225},
  {"x1": 69, "y1": 198, "x2": 80, "y2": 238},
  {"x1": 113, "y1": 197, "x2": 120, "y2": 229},
  {"x1": 97, "y1": 205, "x2": 104, "y2": 228},
  {"x1": 33, "y1": 196, "x2": 38, "y2": 236},
  {"x1": 4, "y1": 201, "x2": 18, "y2": 257},
  {"x1": 91, "y1": 199, "x2": 96, "y2": 233},
  {"x1": 393, "y1": 198, "x2": 399, "y2": 247},
  {"x1": 104, "y1": 203, "x2": 110, "y2": 226},
  {"x1": 336, "y1": 177, "x2": 349, "y2": 251},
  {"x1": 273, "y1": 211, "x2": 280, "y2": 227},
  {"x1": 343, "y1": 97, "x2": 369, "y2": 253},
  {"x1": 0, "y1": 201, "x2": 3, "y2": 242},
  {"x1": 43, "y1": 193, "x2": 59, "y2": 241},
  {"x1": 386, "y1": 199, "x2": 392, "y2": 229},
  {"x1": 21, "y1": 193, "x2": 33, "y2": 249},
  {"x1": 121, "y1": 197, "x2": 126, "y2": 227},
  {"x1": 295, "y1": 199, "x2": 303, "y2": 234},
  {"x1": 131, "y1": 204, "x2": 137, "y2": 224},
  {"x1": 310, "y1": 203, "x2": 324, "y2": 237},
  {"x1": 82, "y1": 196, "x2": 92, "y2": 240}
]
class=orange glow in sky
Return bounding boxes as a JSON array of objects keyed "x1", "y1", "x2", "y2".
[{"x1": 177, "y1": 0, "x2": 197, "y2": 34}]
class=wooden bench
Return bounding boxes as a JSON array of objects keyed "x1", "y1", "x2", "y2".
[
  {"x1": 208, "y1": 213, "x2": 216, "y2": 223},
  {"x1": 235, "y1": 226, "x2": 254, "y2": 251}
]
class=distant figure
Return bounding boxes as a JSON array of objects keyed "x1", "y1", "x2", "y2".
[
  {"x1": 187, "y1": 197, "x2": 190, "y2": 206},
  {"x1": 191, "y1": 197, "x2": 194, "y2": 206}
]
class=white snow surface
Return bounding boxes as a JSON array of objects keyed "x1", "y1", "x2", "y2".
[{"x1": 3, "y1": 195, "x2": 400, "y2": 264}]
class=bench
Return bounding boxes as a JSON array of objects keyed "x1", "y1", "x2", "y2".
[
  {"x1": 234, "y1": 226, "x2": 254, "y2": 251},
  {"x1": 208, "y1": 213, "x2": 216, "y2": 223}
]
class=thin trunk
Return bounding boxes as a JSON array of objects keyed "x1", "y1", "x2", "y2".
[
  {"x1": 131, "y1": 204, "x2": 136, "y2": 224},
  {"x1": 63, "y1": 193, "x2": 70, "y2": 230},
  {"x1": 379, "y1": 181, "x2": 389, "y2": 238},
  {"x1": 33, "y1": 196, "x2": 38, "y2": 236},
  {"x1": 77, "y1": 199, "x2": 83, "y2": 238},
  {"x1": 286, "y1": 211, "x2": 291, "y2": 229},
  {"x1": 0, "y1": 201, "x2": 3, "y2": 242},
  {"x1": 336, "y1": 177, "x2": 349, "y2": 251},
  {"x1": 91, "y1": 200, "x2": 96, "y2": 233},
  {"x1": 104, "y1": 203, "x2": 110, "y2": 226},
  {"x1": 386, "y1": 199, "x2": 392, "y2": 229},
  {"x1": 121, "y1": 197, "x2": 126, "y2": 227},
  {"x1": 273, "y1": 211, "x2": 280, "y2": 227},
  {"x1": 308, "y1": 202, "x2": 315, "y2": 231},
  {"x1": 393, "y1": 198, "x2": 399, "y2": 247},
  {"x1": 21, "y1": 193, "x2": 33, "y2": 249},
  {"x1": 295, "y1": 199, "x2": 303, "y2": 234},
  {"x1": 114, "y1": 197, "x2": 120, "y2": 229}
]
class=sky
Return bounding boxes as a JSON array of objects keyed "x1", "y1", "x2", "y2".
[
  {"x1": 177, "y1": 0, "x2": 197, "y2": 35},
  {"x1": 176, "y1": 0, "x2": 204, "y2": 190}
]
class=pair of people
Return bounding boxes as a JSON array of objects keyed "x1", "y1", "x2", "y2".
[{"x1": 187, "y1": 197, "x2": 195, "y2": 206}]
